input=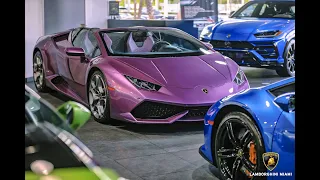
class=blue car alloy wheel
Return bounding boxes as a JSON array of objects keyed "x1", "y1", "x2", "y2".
[
  {"x1": 214, "y1": 111, "x2": 267, "y2": 180},
  {"x1": 276, "y1": 39, "x2": 295, "y2": 77}
]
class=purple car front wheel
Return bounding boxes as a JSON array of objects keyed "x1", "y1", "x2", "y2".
[
  {"x1": 89, "y1": 74, "x2": 107, "y2": 118},
  {"x1": 88, "y1": 71, "x2": 112, "y2": 123}
]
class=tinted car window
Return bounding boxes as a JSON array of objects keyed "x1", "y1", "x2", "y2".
[
  {"x1": 71, "y1": 28, "x2": 82, "y2": 42},
  {"x1": 73, "y1": 29, "x2": 88, "y2": 48},
  {"x1": 232, "y1": 1, "x2": 295, "y2": 19},
  {"x1": 269, "y1": 83, "x2": 295, "y2": 97},
  {"x1": 241, "y1": 3, "x2": 258, "y2": 16},
  {"x1": 85, "y1": 32, "x2": 101, "y2": 58},
  {"x1": 73, "y1": 30, "x2": 101, "y2": 58}
]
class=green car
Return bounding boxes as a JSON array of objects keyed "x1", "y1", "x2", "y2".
[{"x1": 25, "y1": 85, "x2": 126, "y2": 180}]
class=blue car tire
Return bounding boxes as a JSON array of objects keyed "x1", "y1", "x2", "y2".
[
  {"x1": 276, "y1": 39, "x2": 295, "y2": 77},
  {"x1": 214, "y1": 111, "x2": 267, "y2": 180}
]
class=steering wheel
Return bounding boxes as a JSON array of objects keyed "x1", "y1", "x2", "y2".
[{"x1": 151, "y1": 41, "x2": 171, "y2": 52}]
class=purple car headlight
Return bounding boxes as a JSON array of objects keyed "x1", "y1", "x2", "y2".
[
  {"x1": 233, "y1": 68, "x2": 245, "y2": 85},
  {"x1": 124, "y1": 75, "x2": 161, "y2": 91}
]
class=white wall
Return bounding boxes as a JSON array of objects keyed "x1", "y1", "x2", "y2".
[
  {"x1": 25, "y1": 0, "x2": 109, "y2": 79},
  {"x1": 85, "y1": 0, "x2": 109, "y2": 28},
  {"x1": 25, "y1": 0, "x2": 44, "y2": 79},
  {"x1": 44, "y1": 0, "x2": 85, "y2": 35}
]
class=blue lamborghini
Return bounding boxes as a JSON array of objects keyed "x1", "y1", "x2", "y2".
[
  {"x1": 199, "y1": 77, "x2": 295, "y2": 179},
  {"x1": 200, "y1": 0, "x2": 295, "y2": 77}
]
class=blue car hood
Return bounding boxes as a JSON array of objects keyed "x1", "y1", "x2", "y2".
[{"x1": 212, "y1": 18, "x2": 295, "y2": 41}]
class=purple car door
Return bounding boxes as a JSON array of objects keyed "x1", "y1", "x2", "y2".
[
  {"x1": 67, "y1": 29, "x2": 88, "y2": 85},
  {"x1": 67, "y1": 30, "x2": 102, "y2": 98},
  {"x1": 49, "y1": 37, "x2": 74, "y2": 81}
]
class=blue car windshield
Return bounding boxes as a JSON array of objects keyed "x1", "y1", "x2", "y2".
[{"x1": 232, "y1": 1, "x2": 295, "y2": 19}]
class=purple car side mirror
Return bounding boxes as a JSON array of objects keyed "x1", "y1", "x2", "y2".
[
  {"x1": 65, "y1": 47, "x2": 85, "y2": 57},
  {"x1": 65, "y1": 47, "x2": 89, "y2": 63},
  {"x1": 202, "y1": 42, "x2": 213, "y2": 49}
]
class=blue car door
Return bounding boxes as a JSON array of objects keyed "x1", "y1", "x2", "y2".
[{"x1": 272, "y1": 93, "x2": 295, "y2": 179}]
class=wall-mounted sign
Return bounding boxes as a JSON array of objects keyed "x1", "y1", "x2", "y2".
[
  {"x1": 180, "y1": 0, "x2": 218, "y2": 22},
  {"x1": 109, "y1": 1, "x2": 120, "y2": 16}
]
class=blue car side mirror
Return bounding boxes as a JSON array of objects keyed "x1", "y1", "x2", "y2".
[{"x1": 274, "y1": 92, "x2": 295, "y2": 112}]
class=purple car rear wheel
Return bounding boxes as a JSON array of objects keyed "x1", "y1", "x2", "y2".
[
  {"x1": 88, "y1": 71, "x2": 112, "y2": 123},
  {"x1": 33, "y1": 51, "x2": 50, "y2": 92},
  {"x1": 214, "y1": 112, "x2": 267, "y2": 180}
]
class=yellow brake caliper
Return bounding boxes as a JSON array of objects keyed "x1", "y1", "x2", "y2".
[{"x1": 242, "y1": 141, "x2": 257, "y2": 178}]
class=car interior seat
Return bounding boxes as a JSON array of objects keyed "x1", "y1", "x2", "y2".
[
  {"x1": 127, "y1": 31, "x2": 154, "y2": 53},
  {"x1": 103, "y1": 33, "x2": 113, "y2": 53},
  {"x1": 263, "y1": 6, "x2": 276, "y2": 17}
]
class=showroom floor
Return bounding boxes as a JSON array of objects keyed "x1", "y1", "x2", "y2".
[{"x1": 27, "y1": 67, "x2": 285, "y2": 180}]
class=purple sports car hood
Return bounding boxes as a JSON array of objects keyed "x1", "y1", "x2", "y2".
[{"x1": 109, "y1": 53, "x2": 233, "y2": 89}]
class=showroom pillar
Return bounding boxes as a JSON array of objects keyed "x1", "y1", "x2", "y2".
[
  {"x1": 25, "y1": 0, "x2": 44, "y2": 80},
  {"x1": 163, "y1": 0, "x2": 168, "y2": 17},
  {"x1": 85, "y1": 0, "x2": 109, "y2": 28}
]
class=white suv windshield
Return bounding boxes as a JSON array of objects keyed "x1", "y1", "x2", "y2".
[{"x1": 232, "y1": 1, "x2": 295, "y2": 19}]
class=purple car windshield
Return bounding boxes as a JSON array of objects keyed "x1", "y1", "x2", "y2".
[{"x1": 100, "y1": 29, "x2": 211, "y2": 57}]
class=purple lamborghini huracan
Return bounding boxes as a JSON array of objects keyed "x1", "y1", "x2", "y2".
[{"x1": 33, "y1": 27, "x2": 249, "y2": 124}]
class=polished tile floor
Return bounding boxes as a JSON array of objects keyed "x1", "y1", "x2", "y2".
[{"x1": 27, "y1": 67, "x2": 285, "y2": 180}]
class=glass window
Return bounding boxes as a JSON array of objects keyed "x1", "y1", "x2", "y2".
[
  {"x1": 82, "y1": 32, "x2": 101, "y2": 58},
  {"x1": 101, "y1": 29, "x2": 210, "y2": 57},
  {"x1": 239, "y1": 3, "x2": 258, "y2": 17},
  {"x1": 73, "y1": 30, "x2": 101, "y2": 58},
  {"x1": 73, "y1": 29, "x2": 88, "y2": 48},
  {"x1": 290, "y1": 6, "x2": 295, "y2": 13},
  {"x1": 92, "y1": 48, "x2": 101, "y2": 57},
  {"x1": 289, "y1": 95, "x2": 295, "y2": 110},
  {"x1": 269, "y1": 83, "x2": 295, "y2": 97},
  {"x1": 232, "y1": 1, "x2": 295, "y2": 19},
  {"x1": 71, "y1": 28, "x2": 82, "y2": 42},
  {"x1": 259, "y1": 4, "x2": 267, "y2": 16}
]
